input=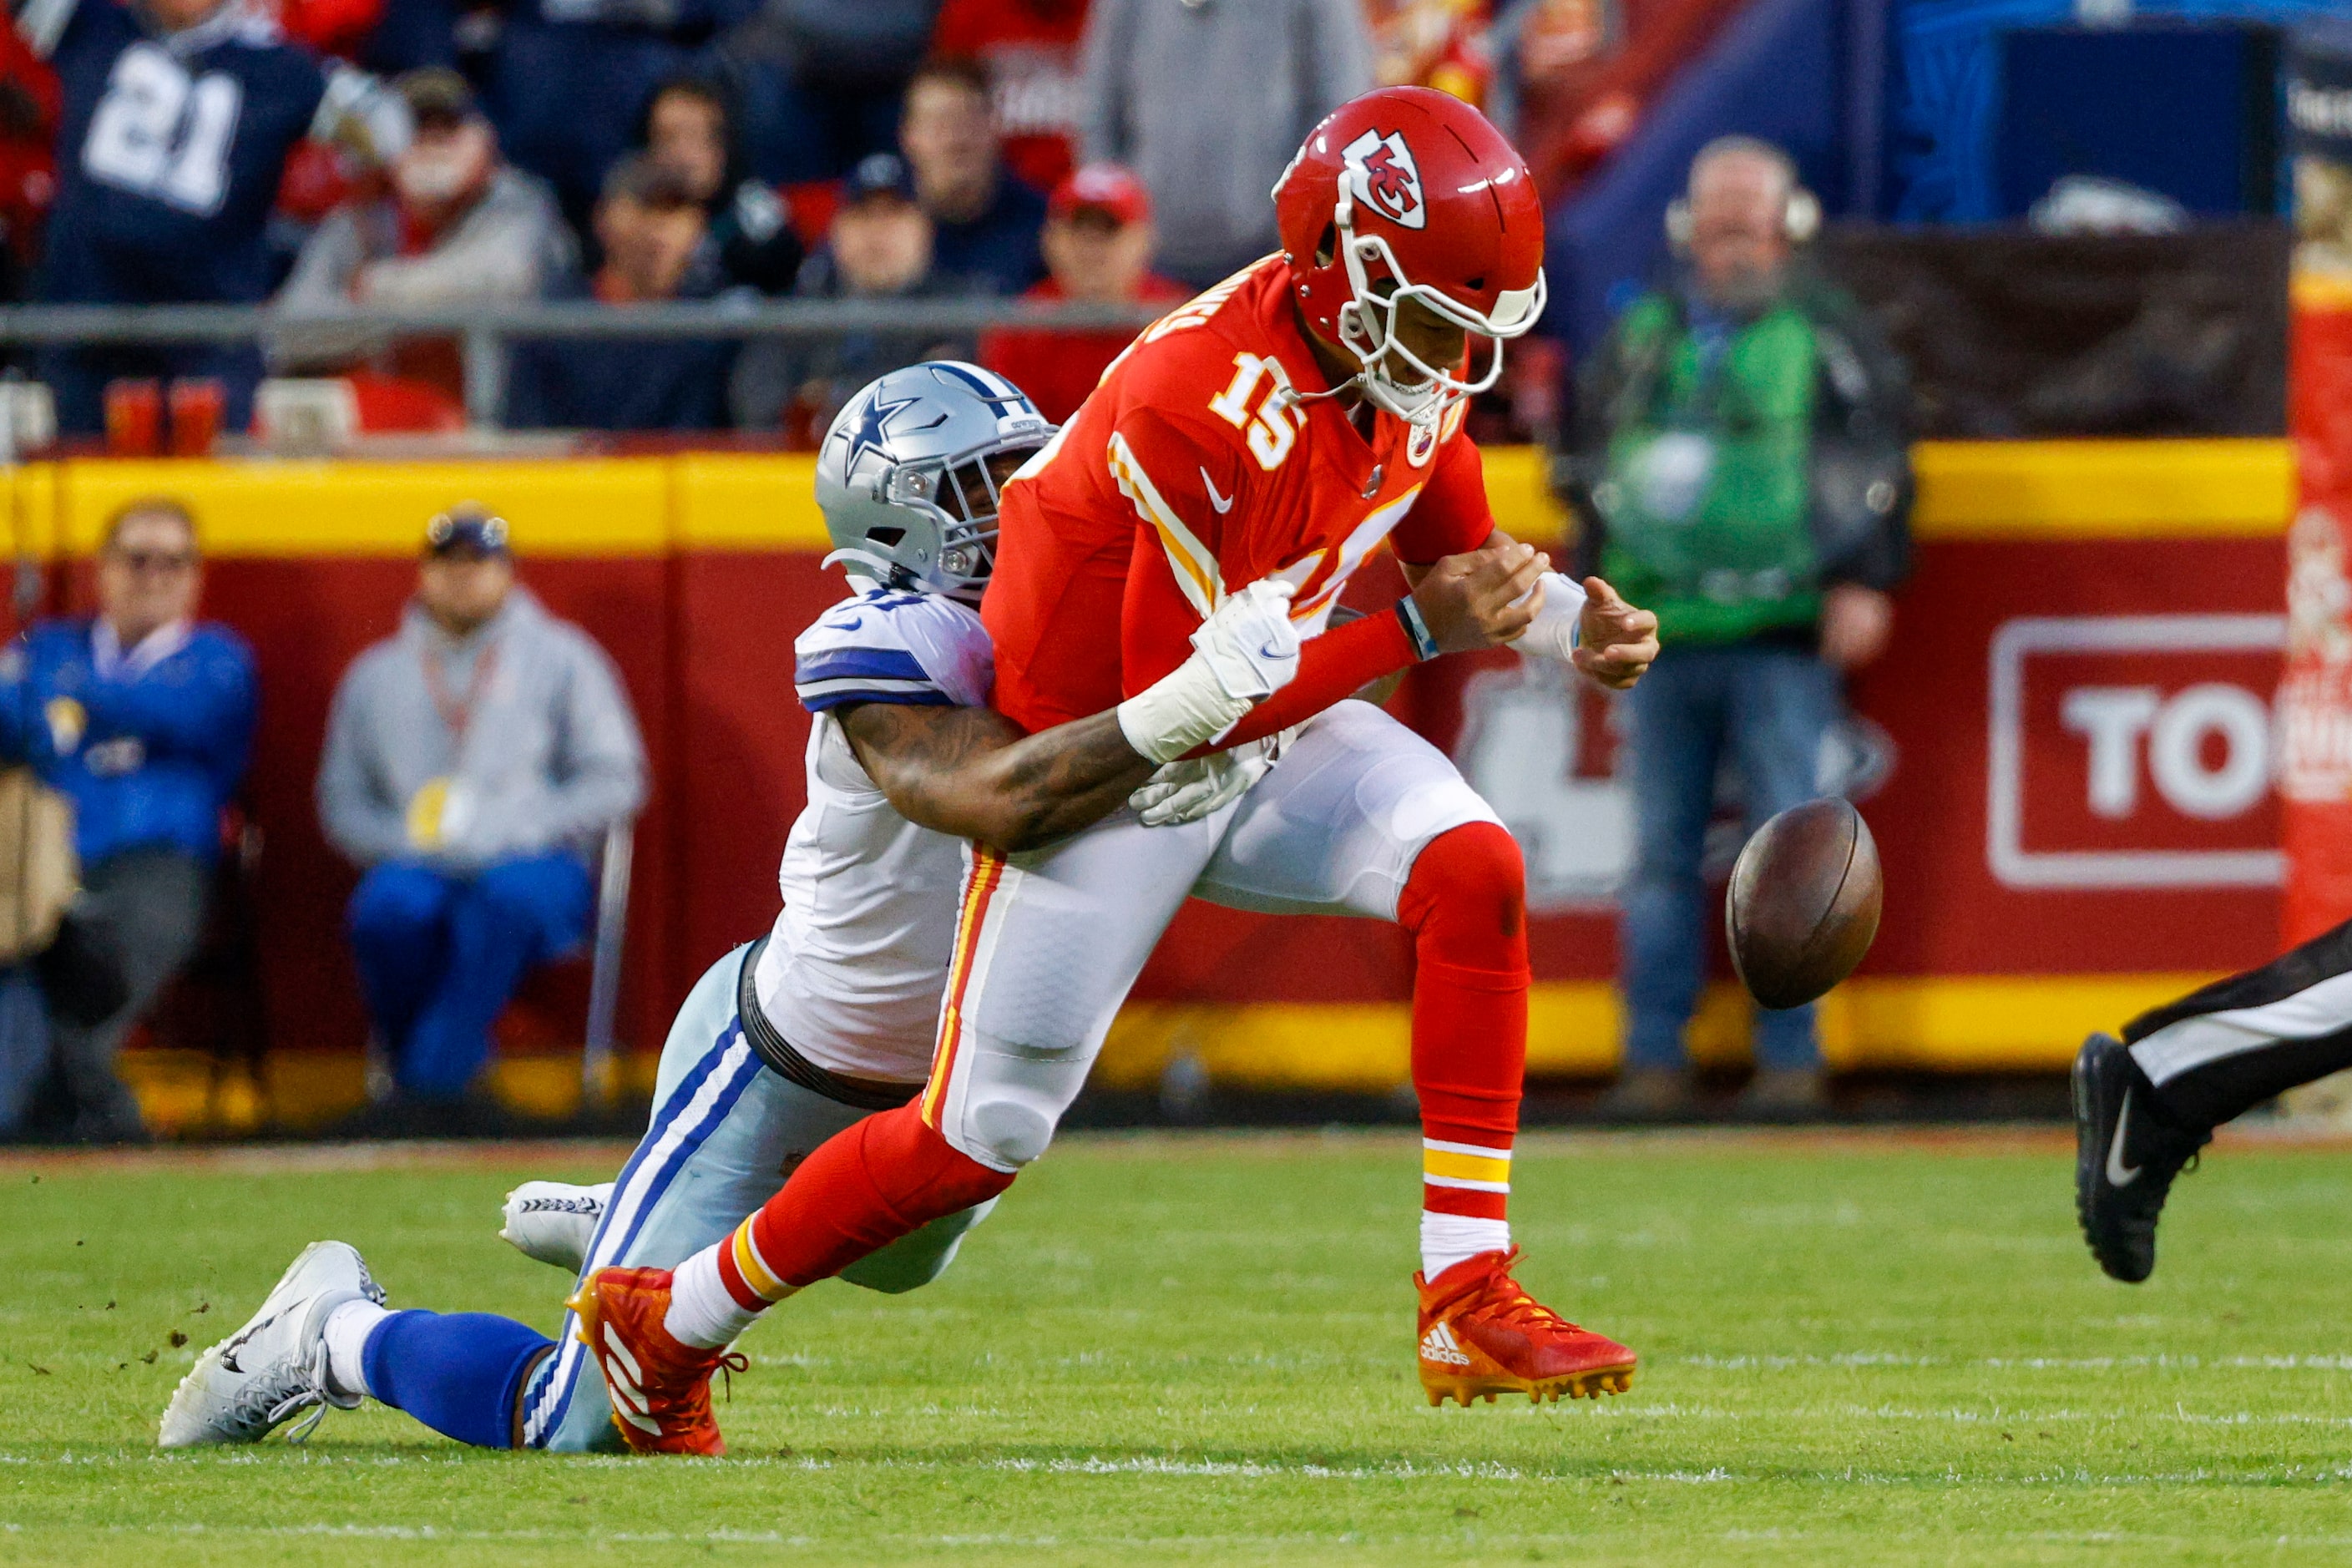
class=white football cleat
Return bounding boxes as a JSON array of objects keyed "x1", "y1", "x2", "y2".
[
  {"x1": 159, "y1": 1240, "x2": 385, "y2": 1449},
  {"x1": 499, "y1": 1181, "x2": 612, "y2": 1272}
]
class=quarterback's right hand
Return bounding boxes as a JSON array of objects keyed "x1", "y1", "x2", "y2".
[{"x1": 1408, "y1": 539, "x2": 1550, "y2": 654}]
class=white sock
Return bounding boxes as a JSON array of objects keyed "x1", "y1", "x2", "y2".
[
  {"x1": 321, "y1": 1298, "x2": 392, "y2": 1401},
  {"x1": 665, "y1": 1245, "x2": 763, "y2": 1350},
  {"x1": 1421, "y1": 1213, "x2": 1510, "y2": 1279}
]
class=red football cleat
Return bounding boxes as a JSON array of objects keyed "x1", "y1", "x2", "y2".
[
  {"x1": 568, "y1": 1266, "x2": 746, "y2": 1455},
  {"x1": 1415, "y1": 1247, "x2": 1636, "y2": 1407}
]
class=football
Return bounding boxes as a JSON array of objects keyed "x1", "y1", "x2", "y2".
[{"x1": 1726, "y1": 797, "x2": 1883, "y2": 1010}]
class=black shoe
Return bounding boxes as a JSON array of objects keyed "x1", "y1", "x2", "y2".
[{"x1": 2071, "y1": 1033, "x2": 2210, "y2": 1283}]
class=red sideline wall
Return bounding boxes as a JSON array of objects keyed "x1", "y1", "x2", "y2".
[{"x1": 9, "y1": 440, "x2": 2294, "y2": 1112}]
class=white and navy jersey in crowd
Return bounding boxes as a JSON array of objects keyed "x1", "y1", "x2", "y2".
[
  {"x1": 750, "y1": 588, "x2": 995, "y2": 1084},
  {"x1": 19, "y1": 0, "x2": 387, "y2": 302}
]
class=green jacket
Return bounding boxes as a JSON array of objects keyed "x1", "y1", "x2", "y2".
[{"x1": 1559, "y1": 270, "x2": 1914, "y2": 646}]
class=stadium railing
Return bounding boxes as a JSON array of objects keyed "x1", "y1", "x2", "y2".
[{"x1": 0, "y1": 300, "x2": 1174, "y2": 429}]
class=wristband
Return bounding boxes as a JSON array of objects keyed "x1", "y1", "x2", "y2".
[{"x1": 1394, "y1": 596, "x2": 1440, "y2": 663}]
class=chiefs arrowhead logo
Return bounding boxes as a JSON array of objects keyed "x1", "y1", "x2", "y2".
[{"x1": 1343, "y1": 129, "x2": 1426, "y2": 230}]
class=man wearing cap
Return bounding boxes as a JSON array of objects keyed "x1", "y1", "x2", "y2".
[
  {"x1": 277, "y1": 68, "x2": 577, "y2": 357},
  {"x1": 978, "y1": 161, "x2": 1184, "y2": 424},
  {"x1": 317, "y1": 507, "x2": 645, "y2": 1121},
  {"x1": 731, "y1": 150, "x2": 982, "y2": 434}
]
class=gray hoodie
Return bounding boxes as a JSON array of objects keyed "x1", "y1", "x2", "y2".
[
  {"x1": 316, "y1": 586, "x2": 645, "y2": 872},
  {"x1": 1080, "y1": 0, "x2": 1373, "y2": 286}
]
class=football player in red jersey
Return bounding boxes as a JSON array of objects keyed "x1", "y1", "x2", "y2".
[{"x1": 574, "y1": 87, "x2": 1663, "y2": 1450}]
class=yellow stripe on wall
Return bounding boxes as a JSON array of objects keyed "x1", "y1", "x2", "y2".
[
  {"x1": 55, "y1": 458, "x2": 673, "y2": 557},
  {"x1": 0, "y1": 439, "x2": 2301, "y2": 560},
  {"x1": 1091, "y1": 973, "x2": 2226, "y2": 1090},
  {"x1": 1908, "y1": 439, "x2": 2293, "y2": 539},
  {"x1": 673, "y1": 453, "x2": 829, "y2": 550}
]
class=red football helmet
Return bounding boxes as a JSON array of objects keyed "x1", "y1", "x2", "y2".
[{"x1": 1273, "y1": 87, "x2": 1545, "y2": 426}]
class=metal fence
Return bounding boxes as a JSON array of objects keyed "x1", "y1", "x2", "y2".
[{"x1": 0, "y1": 298, "x2": 1175, "y2": 430}]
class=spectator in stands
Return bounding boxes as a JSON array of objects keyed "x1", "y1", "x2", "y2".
[
  {"x1": 28, "y1": 0, "x2": 407, "y2": 432},
  {"x1": 731, "y1": 151, "x2": 977, "y2": 434},
  {"x1": 930, "y1": 0, "x2": 1087, "y2": 192},
  {"x1": 505, "y1": 154, "x2": 743, "y2": 431},
  {"x1": 900, "y1": 55, "x2": 1044, "y2": 296},
  {"x1": 0, "y1": 498, "x2": 257, "y2": 1144},
  {"x1": 721, "y1": 0, "x2": 934, "y2": 185},
  {"x1": 1078, "y1": 0, "x2": 1368, "y2": 286},
  {"x1": 1560, "y1": 137, "x2": 1912, "y2": 1122},
  {"x1": 979, "y1": 162, "x2": 1181, "y2": 423},
  {"x1": 318, "y1": 505, "x2": 645, "y2": 1122},
  {"x1": 485, "y1": 0, "x2": 760, "y2": 239},
  {"x1": 276, "y1": 68, "x2": 576, "y2": 376},
  {"x1": 640, "y1": 73, "x2": 803, "y2": 294}
]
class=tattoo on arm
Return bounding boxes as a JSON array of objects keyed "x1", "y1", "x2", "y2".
[{"x1": 839, "y1": 702, "x2": 1156, "y2": 852}]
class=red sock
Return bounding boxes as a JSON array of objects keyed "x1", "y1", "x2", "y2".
[
  {"x1": 1398, "y1": 822, "x2": 1529, "y2": 1246},
  {"x1": 716, "y1": 1101, "x2": 1017, "y2": 1307}
]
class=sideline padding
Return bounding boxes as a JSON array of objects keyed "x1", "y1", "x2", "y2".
[
  {"x1": 1909, "y1": 438, "x2": 2293, "y2": 539},
  {"x1": 0, "y1": 438, "x2": 2298, "y2": 558},
  {"x1": 674, "y1": 453, "x2": 830, "y2": 549},
  {"x1": 52, "y1": 458, "x2": 672, "y2": 557},
  {"x1": 1092, "y1": 972, "x2": 2228, "y2": 1088}
]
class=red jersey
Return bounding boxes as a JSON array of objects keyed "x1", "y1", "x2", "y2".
[
  {"x1": 978, "y1": 272, "x2": 1190, "y2": 425},
  {"x1": 984, "y1": 257, "x2": 1497, "y2": 733}
]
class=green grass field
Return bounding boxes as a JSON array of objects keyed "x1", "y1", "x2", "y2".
[{"x1": 3, "y1": 1128, "x2": 2351, "y2": 1565}]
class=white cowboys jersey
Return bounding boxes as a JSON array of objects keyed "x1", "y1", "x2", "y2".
[{"x1": 751, "y1": 589, "x2": 994, "y2": 1082}]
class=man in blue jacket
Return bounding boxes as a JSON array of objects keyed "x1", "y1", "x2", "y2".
[{"x1": 0, "y1": 497, "x2": 258, "y2": 1141}]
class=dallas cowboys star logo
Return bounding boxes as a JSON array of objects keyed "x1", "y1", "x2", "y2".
[{"x1": 840, "y1": 392, "x2": 925, "y2": 471}]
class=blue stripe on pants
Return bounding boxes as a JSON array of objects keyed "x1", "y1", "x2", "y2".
[{"x1": 523, "y1": 1014, "x2": 761, "y2": 1448}]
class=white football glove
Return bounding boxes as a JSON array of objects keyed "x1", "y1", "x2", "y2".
[
  {"x1": 1130, "y1": 730, "x2": 1291, "y2": 827},
  {"x1": 1512, "y1": 571, "x2": 1589, "y2": 665},
  {"x1": 1116, "y1": 579, "x2": 1301, "y2": 763}
]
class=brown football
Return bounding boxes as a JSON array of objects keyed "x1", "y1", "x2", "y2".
[{"x1": 1726, "y1": 797, "x2": 1883, "y2": 1010}]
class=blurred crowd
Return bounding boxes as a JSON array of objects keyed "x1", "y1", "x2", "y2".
[{"x1": 0, "y1": 0, "x2": 1635, "y2": 438}]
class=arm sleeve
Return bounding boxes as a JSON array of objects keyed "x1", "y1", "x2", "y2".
[
  {"x1": 315, "y1": 666, "x2": 407, "y2": 867},
  {"x1": 1387, "y1": 432, "x2": 1500, "y2": 564}
]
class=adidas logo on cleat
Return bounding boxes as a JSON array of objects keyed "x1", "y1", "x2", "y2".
[{"x1": 1419, "y1": 1322, "x2": 1472, "y2": 1367}]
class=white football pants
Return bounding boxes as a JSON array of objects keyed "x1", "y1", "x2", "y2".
[{"x1": 920, "y1": 700, "x2": 1501, "y2": 1171}]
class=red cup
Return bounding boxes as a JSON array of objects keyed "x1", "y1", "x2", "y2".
[
  {"x1": 167, "y1": 377, "x2": 225, "y2": 457},
  {"x1": 104, "y1": 378, "x2": 161, "y2": 456}
]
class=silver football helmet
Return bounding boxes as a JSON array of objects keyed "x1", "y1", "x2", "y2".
[{"x1": 816, "y1": 362, "x2": 1054, "y2": 601}]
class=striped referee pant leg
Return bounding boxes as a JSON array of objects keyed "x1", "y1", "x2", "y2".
[{"x1": 2127, "y1": 919, "x2": 2352, "y2": 1131}]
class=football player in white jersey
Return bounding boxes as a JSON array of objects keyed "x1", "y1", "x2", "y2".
[{"x1": 158, "y1": 362, "x2": 1553, "y2": 1454}]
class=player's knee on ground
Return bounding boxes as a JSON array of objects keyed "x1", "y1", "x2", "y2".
[
  {"x1": 1401, "y1": 821, "x2": 1526, "y2": 949},
  {"x1": 839, "y1": 1199, "x2": 997, "y2": 1293}
]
